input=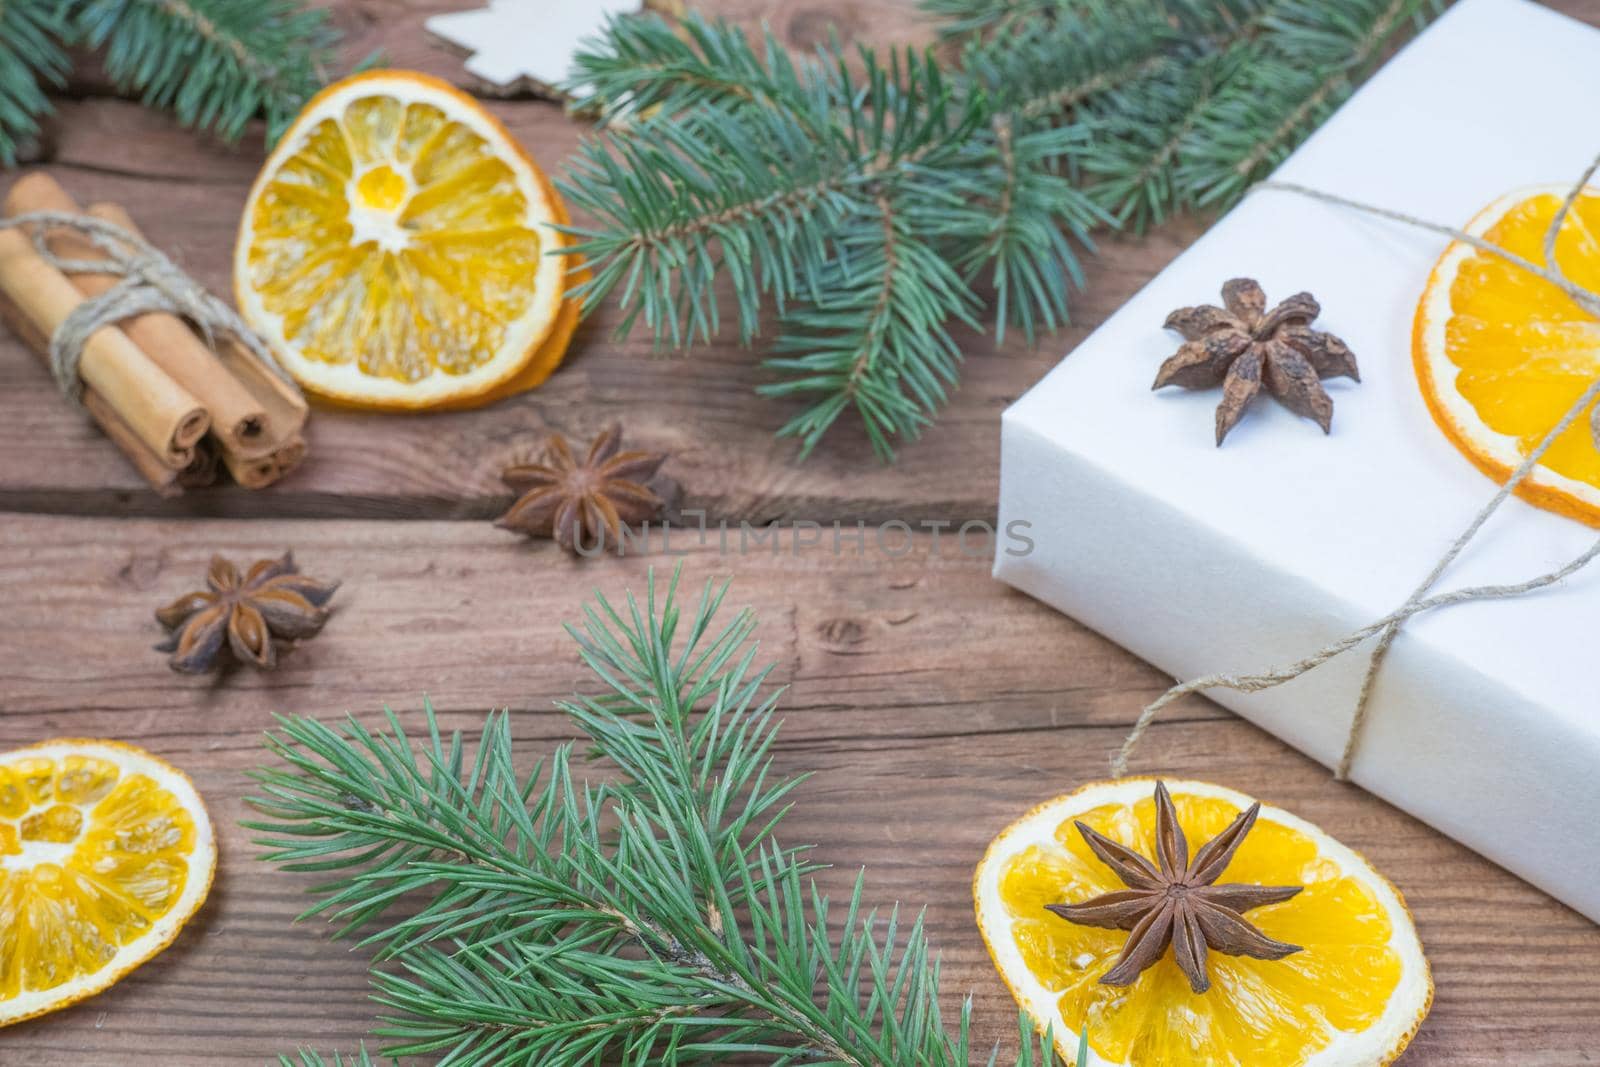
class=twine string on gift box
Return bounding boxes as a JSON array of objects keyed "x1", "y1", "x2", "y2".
[
  {"x1": 0, "y1": 210, "x2": 298, "y2": 404},
  {"x1": 1114, "y1": 152, "x2": 1600, "y2": 781}
]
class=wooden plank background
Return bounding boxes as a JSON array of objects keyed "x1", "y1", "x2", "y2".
[{"x1": 2, "y1": 1, "x2": 1597, "y2": 1063}]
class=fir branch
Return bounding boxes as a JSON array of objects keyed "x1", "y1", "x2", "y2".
[
  {"x1": 0, "y1": 0, "x2": 70, "y2": 166},
  {"x1": 253, "y1": 569, "x2": 1063, "y2": 1065},
  {"x1": 0, "y1": 0, "x2": 359, "y2": 164},
  {"x1": 947, "y1": 118, "x2": 1101, "y2": 340},
  {"x1": 921, "y1": 0, "x2": 1076, "y2": 40},
  {"x1": 71, "y1": 0, "x2": 347, "y2": 144},
  {"x1": 1179, "y1": 0, "x2": 1431, "y2": 205},
  {"x1": 563, "y1": 14, "x2": 1099, "y2": 461},
  {"x1": 944, "y1": 0, "x2": 1442, "y2": 227},
  {"x1": 761, "y1": 199, "x2": 975, "y2": 460},
  {"x1": 572, "y1": 13, "x2": 825, "y2": 131},
  {"x1": 559, "y1": 100, "x2": 855, "y2": 350},
  {"x1": 1071, "y1": 47, "x2": 1244, "y2": 228},
  {"x1": 278, "y1": 1050, "x2": 382, "y2": 1067}
]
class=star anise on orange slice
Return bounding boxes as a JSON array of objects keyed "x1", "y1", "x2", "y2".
[
  {"x1": 154, "y1": 553, "x2": 339, "y2": 674},
  {"x1": 496, "y1": 424, "x2": 669, "y2": 554},
  {"x1": 1157, "y1": 278, "x2": 1359, "y2": 444},
  {"x1": 1046, "y1": 781, "x2": 1303, "y2": 993}
]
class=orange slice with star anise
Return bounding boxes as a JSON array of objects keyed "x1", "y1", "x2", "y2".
[{"x1": 974, "y1": 779, "x2": 1430, "y2": 1066}]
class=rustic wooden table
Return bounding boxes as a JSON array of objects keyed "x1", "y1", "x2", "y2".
[{"x1": 4, "y1": 2, "x2": 1598, "y2": 1063}]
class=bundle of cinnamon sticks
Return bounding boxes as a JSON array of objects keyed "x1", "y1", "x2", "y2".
[{"x1": 0, "y1": 173, "x2": 308, "y2": 495}]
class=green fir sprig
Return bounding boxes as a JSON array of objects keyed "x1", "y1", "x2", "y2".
[
  {"x1": 73, "y1": 0, "x2": 346, "y2": 145},
  {"x1": 253, "y1": 570, "x2": 1066, "y2": 1065},
  {"x1": 561, "y1": 0, "x2": 1442, "y2": 462},
  {"x1": 278, "y1": 1051, "x2": 380, "y2": 1067},
  {"x1": 961, "y1": 0, "x2": 1445, "y2": 222},
  {"x1": 0, "y1": 0, "x2": 354, "y2": 163},
  {"x1": 563, "y1": 16, "x2": 1102, "y2": 461},
  {"x1": 0, "y1": 0, "x2": 70, "y2": 166}
]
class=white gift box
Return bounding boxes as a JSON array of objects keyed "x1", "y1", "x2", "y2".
[{"x1": 994, "y1": 0, "x2": 1600, "y2": 921}]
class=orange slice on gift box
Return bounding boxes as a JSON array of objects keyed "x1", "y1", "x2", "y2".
[
  {"x1": 235, "y1": 70, "x2": 578, "y2": 411},
  {"x1": 1415, "y1": 186, "x2": 1600, "y2": 525},
  {"x1": 974, "y1": 779, "x2": 1431, "y2": 1066},
  {"x1": 0, "y1": 740, "x2": 216, "y2": 1026}
]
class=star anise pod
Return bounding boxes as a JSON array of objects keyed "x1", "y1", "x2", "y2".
[
  {"x1": 1045, "y1": 781, "x2": 1302, "y2": 994},
  {"x1": 155, "y1": 553, "x2": 339, "y2": 674},
  {"x1": 1157, "y1": 278, "x2": 1359, "y2": 445},
  {"x1": 495, "y1": 424, "x2": 669, "y2": 554}
]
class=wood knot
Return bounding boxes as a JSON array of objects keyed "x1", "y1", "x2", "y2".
[
  {"x1": 817, "y1": 617, "x2": 869, "y2": 653},
  {"x1": 115, "y1": 549, "x2": 167, "y2": 590},
  {"x1": 788, "y1": 6, "x2": 858, "y2": 48}
]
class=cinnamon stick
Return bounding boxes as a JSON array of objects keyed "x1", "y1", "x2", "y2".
[
  {"x1": 0, "y1": 286, "x2": 182, "y2": 495},
  {"x1": 85, "y1": 391, "x2": 187, "y2": 496},
  {"x1": 178, "y1": 439, "x2": 220, "y2": 489},
  {"x1": 7, "y1": 175, "x2": 271, "y2": 455},
  {"x1": 216, "y1": 335, "x2": 310, "y2": 429},
  {"x1": 223, "y1": 434, "x2": 304, "y2": 488},
  {"x1": 89, "y1": 199, "x2": 309, "y2": 491},
  {"x1": 222, "y1": 447, "x2": 279, "y2": 489},
  {"x1": 87, "y1": 204, "x2": 308, "y2": 460},
  {"x1": 271, "y1": 436, "x2": 306, "y2": 480},
  {"x1": 0, "y1": 178, "x2": 208, "y2": 464}
]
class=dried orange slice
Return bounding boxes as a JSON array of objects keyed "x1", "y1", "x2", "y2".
[
  {"x1": 974, "y1": 779, "x2": 1430, "y2": 1066},
  {"x1": 1415, "y1": 186, "x2": 1600, "y2": 525},
  {"x1": 0, "y1": 740, "x2": 216, "y2": 1026},
  {"x1": 235, "y1": 70, "x2": 573, "y2": 410}
]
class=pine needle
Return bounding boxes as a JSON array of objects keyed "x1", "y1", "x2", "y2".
[
  {"x1": 251, "y1": 567, "x2": 1066, "y2": 1065},
  {"x1": 72, "y1": 0, "x2": 348, "y2": 145},
  {"x1": 563, "y1": 14, "x2": 1102, "y2": 461},
  {"x1": 0, "y1": 0, "x2": 70, "y2": 165},
  {"x1": 0, "y1": 0, "x2": 359, "y2": 164}
]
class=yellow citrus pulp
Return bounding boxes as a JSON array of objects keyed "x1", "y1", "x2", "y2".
[
  {"x1": 0, "y1": 740, "x2": 215, "y2": 1026},
  {"x1": 974, "y1": 779, "x2": 1430, "y2": 1066},
  {"x1": 1415, "y1": 186, "x2": 1600, "y2": 525},
  {"x1": 235, "y1": 70, "x2": 575, "y2": 410}
]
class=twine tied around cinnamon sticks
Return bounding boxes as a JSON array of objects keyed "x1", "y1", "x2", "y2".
[
  {"x1": 0, "y1": 210, "x2": 296, "y2": 406},
  {"x1": 1114, "y1": 150, "x2": 1600, "y2": 782},
  {"x1": 0, "y1": 174, "x2": 310, "y2": 493}
]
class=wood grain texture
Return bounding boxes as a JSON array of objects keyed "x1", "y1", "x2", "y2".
[
  {"x1": 3, "y1": 517, "x2": 1599, "y2": 1066},
  {"x1": 3, "y1": 0, "x2": 1600, "y2": 1063}
]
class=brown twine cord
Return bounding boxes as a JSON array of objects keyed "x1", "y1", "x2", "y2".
[
  {"x1": 0, "y1": 210, "x2": 297, "y2": 404},
  {"x1": 1114, "y1": 152, "x2": 1600, "y2": 781}
]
